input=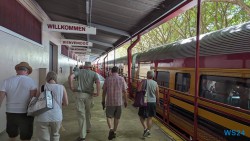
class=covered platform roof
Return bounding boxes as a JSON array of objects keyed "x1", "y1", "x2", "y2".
[{"x1": 35, "y1": 0, "x2": 194, "y2": 61}]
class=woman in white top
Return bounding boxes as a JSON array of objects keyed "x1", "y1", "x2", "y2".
[{"x1": 35, "y1": 71, "x2": 68, "y2": 141}]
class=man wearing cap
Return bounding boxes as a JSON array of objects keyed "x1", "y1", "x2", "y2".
[
  {"x1": 68, "y1": 61, "x2": 100, "y2": 141},
  {"x1": 0, "y1": 62, "x2": 37, "y2": 141}
]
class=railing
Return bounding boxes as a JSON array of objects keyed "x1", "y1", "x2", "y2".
[
  {"x1": 199, "y1": 97, "x2": 250, "y2": 115},
  {"x1": 138, "y1": 75, "x2": 146, "y2": 79},
  {"x1": 102, "y1": 75, "x2": 250, "y2": 140},
  {"x1": 159, "y1": 86, "x2": 250, "y2": 140},
  {"x1": 129, "y1": 78, "x2": 249, "y2": 140}
]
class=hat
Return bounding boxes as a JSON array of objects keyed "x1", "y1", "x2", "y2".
[
  {"x1": 84, "y1": 62, "x2": 92, "y2": 68},
  {"x1": 15, "y1": 62, "x2": 32, "y2": 74}
]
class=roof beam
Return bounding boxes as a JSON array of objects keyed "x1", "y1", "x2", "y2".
[
  {"x1": 90, "y1": 53, "x2": 101, "y2": 56},
  {"x1": 89, "y1": 39, "x2": 114, "y2": 47},
  {"x1": 43, "y1": 11, "x2": 130, "y2": 37},
  {"x1": 91, "y1": 48, "x2": 105, "y2": 52},
  {"x1": 71, "y1": 50, "x2": 90, "y2": 53},
  {"x1": 91, "y1": 23, "x2": 130, "y2": 37}
]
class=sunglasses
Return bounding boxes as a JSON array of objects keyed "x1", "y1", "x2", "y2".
[{"x1": 18, "y1": 67, "x2": 28, "y2": 71}]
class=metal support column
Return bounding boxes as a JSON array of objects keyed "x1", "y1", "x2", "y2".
[
  {"x1": 96, "y1": 58, "x2": 100, "y2": 72},
  {"x1": 106, "y1": 53, "x2": 109, "y2": 76},
  {"x1": 154, "y1": 61, "x2": 158, "y2": 79},
  {"x1": 127, "y1": 35, "x2": 140, "y2": 98},
  {"x1": 113, "y1": 47, "x2": 116, "y2": 66},
  {"x1": 194, "y1": 0, "x2": 201, "y2": 140},
  {"x1": 103, "y1": 54, "x2": 108, "y2": 78}
]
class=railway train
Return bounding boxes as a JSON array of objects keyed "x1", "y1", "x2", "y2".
[{"x1": 98, "y1": 21, "x2": 250, "y2": 141}]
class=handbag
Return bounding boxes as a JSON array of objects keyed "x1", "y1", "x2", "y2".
[
  {"x1": 27, "y1": 84, "x2": 53, "y2": 116},
  {"x1": 133, "y1": 80, "x2": 147, "y2": 107}
]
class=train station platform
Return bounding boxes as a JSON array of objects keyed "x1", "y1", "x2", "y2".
[{"x1": 0, "y1": 82, "x2": 183, "y2": 141}]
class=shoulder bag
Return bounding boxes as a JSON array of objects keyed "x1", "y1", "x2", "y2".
[
  {"x1": 133, "y1": 80, "x2": 148, "y2": 107},
  {"x1": 27, "y1": 84, "x2": 53, "y2": 116}
]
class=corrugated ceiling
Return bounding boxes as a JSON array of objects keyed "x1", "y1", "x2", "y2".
[{"x1": 35, "y1": 0, "x2": 191, "y2": 61}]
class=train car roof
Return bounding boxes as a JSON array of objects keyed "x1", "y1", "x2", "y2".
[
  {"x1": 34, "y1": 0, "x2": 194, "y2": 61},
  {"x1": 107, "y1": 53, "x2": 138, "y2": 65},
  {"x1": 137, "y1": 21, "x2": 250, "y2": 62}
]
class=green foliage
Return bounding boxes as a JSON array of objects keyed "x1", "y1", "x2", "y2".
[
  {"x1": 244, "y1": 0, "x2": 250, "y2": 6},
  {"x1": 116, "y1": 1, "x2": 250, "y2": 57}
]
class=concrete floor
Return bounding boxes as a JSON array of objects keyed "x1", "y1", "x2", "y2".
[{"x1": 0, "y1": 82, "x2": 174, "y2": 141}]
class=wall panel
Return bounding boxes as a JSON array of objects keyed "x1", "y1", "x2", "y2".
[{"x1": 0, "y1": 0, "x2": 41, "y2": 43}]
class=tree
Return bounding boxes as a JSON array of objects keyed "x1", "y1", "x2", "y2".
[{"x1": 116, "y1": 0, "x2": 250, "y2": 57}]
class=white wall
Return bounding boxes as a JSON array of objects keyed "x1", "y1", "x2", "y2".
[{"x1": 0, "y1": 0, "x2": 78, "y2": 133}]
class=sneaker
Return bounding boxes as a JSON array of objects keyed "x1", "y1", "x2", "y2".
[
  {"x1": 147, "y1": 132, "x2": 151, "y2": 137},
  {"x1": 143, "y1": 129, "x2": 150, "y2": 137},
  {"x1": 108, "y1": 130, "x2": 115, "y2": 140},
  {"x1": 76, "y1": 137, "x2": 85, "y2": 141}
]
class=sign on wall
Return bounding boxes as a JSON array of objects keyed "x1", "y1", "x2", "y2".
[
  {"x1": 69, "y1": 47, "x2": 91, "y2": 52},
  {"x1": 78, "y1": 55, "x2": 90, "y2": 62},
  {"x1": 61, "y1": 39, "x2": 93, "y2": 47},
  {"x1": 43, "y1": 21, "x2": 96, "y2": 34}
]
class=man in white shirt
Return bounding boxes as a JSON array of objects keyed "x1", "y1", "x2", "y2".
[{"x1": 0, "y1": 62, "x2": 37, "y2": 141}]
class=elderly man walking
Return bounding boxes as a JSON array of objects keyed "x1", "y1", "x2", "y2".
[
  {"x1": 68, "y1": 62, "x2": 100, "y2": 141},
  {"x1": 138, "y1": 70, "x2": 159, "y2": 138},
  {"x1": 0, "y1": 62, "x2": 37, "y2": 141},
  {"x1": 102, "y1": 66, "x2": 128, "y2": 140}
]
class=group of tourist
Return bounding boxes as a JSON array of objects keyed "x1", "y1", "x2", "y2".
[{"x1": 0, "y1": 61, "x2": 159, "y2": 141}]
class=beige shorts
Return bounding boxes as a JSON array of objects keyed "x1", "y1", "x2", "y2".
[{"x1": 106, "y1": 106, "x2": 122, "y2": 119}]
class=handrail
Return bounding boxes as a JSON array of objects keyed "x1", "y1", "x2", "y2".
[
  {"x1": 159, "y1": 86, "x2": 194, "y2": 98},
  {"x1": 159, "y1": 86, "x2": 250, "y2": 115},
  {"x1": 170, "y1": 94, "x2": 194, "y2": 104},
  {"x1": 126, "y1": 76, "x2": 250, "y2": 140},
  {"x1": 199, "y1": 97, "x2": 250, "y2": 115},
  {"x1": 138, "y1": 75, "x2": 146, "y2": 79},
  {"x1": 158, "y1": 86, "x2": 250, "y2": 123},
  {"x1": 166, "y1": 89, "x2": 170, "y2": 124},
  {"x1": 125, "y1": 76, "x2": 141, "y2": 82},
  {"x1": 198, "y1": 103, "x2": 250, "y2": 124},
  {"x1": 168, "y1": 93, "x2": 250, "y2": 123},
  {"x1": 127, "y1": 78, "x2": 250, "y2": 115}
]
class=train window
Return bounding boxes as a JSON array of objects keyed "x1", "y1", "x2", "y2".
[
  {"x1": 156, "y1": 71, "x2": 170, "y2": 88},
  {"x1": 175, "y1": 73, "x2": 191, "y2": 93},
  {"x1": 139, "y1": 63, "x2": 151, "y2": 79},
  {"x1": 200, "y1": 75, "x2": 250, "y2": 110}
]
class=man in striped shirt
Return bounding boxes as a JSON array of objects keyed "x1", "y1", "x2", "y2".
[{"x1": 102, "y1": 66, "x2": 128, "y2": 140}]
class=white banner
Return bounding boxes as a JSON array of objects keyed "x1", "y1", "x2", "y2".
[
  {"x1": 61, "y1": 39, "x2": 93, "y2": 46},
  {"x1": 72, "y1": 51, "x2": 91, "y2": 54},
  {"x1": 69, "y1": 47, "x2": 91, "y2": 52},
  {"x1": 78, "y1": 55, "x2": 90, "y2": 62},
  {"x1": 43, "y1": 21, "x2": 96, "y2": 34},
  {"x1": 77, "y1": 54, "x2": 90, "y2": 57},
  {"x1": 74, "y1": 52, "x2": 88, "y2": 54}
]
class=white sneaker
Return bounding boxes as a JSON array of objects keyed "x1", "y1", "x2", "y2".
[{"x1": 143, "y1": 129, "x2": 150, "y2": 137}]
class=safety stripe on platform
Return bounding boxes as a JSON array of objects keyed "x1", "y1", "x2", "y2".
[{"x1": 153, "y1": 118, "x2": 185, "y2": 141}]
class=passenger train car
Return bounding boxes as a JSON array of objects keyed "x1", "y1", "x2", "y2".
[{"x1": 102, "y1": 21, "x2": 250, "y2": 141}]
